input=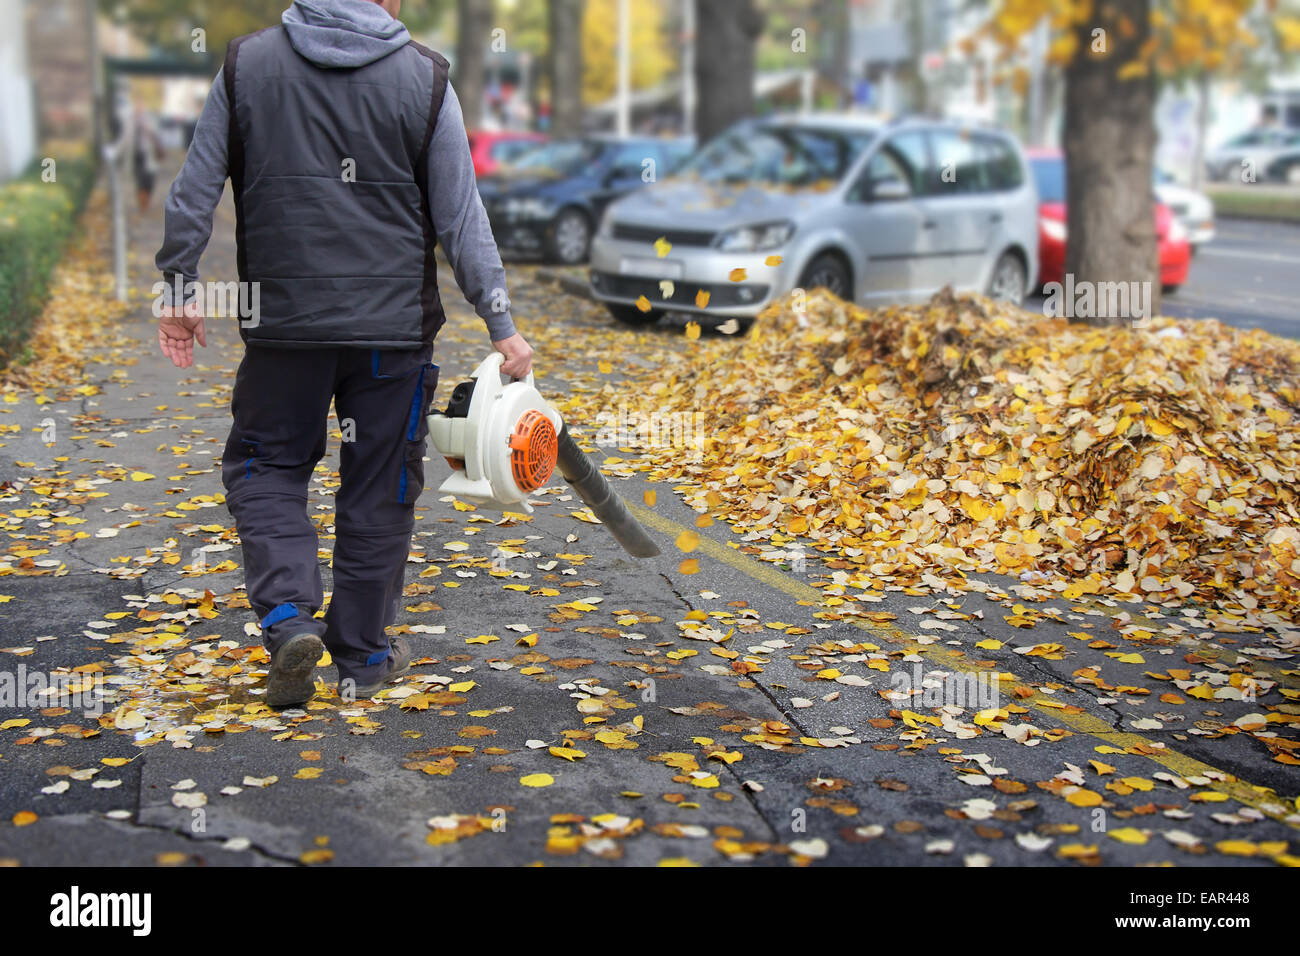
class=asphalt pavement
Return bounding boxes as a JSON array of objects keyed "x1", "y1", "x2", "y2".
[{"x1": 0, "y1": 175, "x2": 1295, "y2": 868}]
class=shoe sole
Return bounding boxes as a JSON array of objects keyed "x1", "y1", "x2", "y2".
[{"x1": 266, "y1": 633, "x2": 324, "y2": 708}]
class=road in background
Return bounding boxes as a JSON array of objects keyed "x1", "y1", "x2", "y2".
[{"x1": 1029, "y1": 217, "x2": 1298, "y2": 339}]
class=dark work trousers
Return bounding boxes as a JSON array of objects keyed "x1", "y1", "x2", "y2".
[{"x1": 221, "y1": 345, "x2": 439, "y2": 688}]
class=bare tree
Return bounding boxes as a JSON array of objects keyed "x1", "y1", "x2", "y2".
[
  {"x1": 693, "y1": 0, "x2": 764, "y2": 144},
  {"x1": 548, "y1": 0, "x2": 584, "y2": 137},
  {"x1": 455, "y1": 0, "x2": 494, "y2": 130}
]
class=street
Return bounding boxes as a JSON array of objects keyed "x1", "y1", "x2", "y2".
[
  {"x1": 1168, "y1": 219, "x2": 1300, "y2": 340},
  {"x1": 0, "y1": 178, "x2": 1295, "y2": 869},
  {"x1": 1025, "y1": 217, "x2": 1300, "y2": 340}
]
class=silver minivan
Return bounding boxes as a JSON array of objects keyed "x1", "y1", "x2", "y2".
[{"x1": 588, "y1": 115, "x2": 1038, "y2": 326}]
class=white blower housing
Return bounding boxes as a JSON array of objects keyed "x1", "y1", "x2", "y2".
[{"x1": 427, "y1": 352, "x2": 562, "y2": 514}]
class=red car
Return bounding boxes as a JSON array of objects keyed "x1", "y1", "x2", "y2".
[
  {"x1": 467, "y1": 130, "x2": 547, "y2": 179},
  {"x1": 1027, "y1": 149, "x2": 1189, "y2": 292}
]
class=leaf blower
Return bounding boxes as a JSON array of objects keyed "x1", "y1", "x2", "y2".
[{"x1": 426, "y1": 353, "x2": 661, "y2": 558}]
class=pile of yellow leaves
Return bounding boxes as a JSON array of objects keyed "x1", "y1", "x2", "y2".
[{"x1": 620, "y1": 289, "x2": 1300, "y2": 615}]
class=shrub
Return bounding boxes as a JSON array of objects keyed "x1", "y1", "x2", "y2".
[{"x1": 0, "y1": 149, "x2": 97, "y2": 367}]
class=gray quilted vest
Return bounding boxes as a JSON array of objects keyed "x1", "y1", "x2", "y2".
[{"x1": 223, "y1": 26, "x2": 448, "y2": 348}]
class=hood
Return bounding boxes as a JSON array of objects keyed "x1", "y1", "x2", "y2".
[
  {"x1": 478, "y1": 168, "x2": 571, "y2": 197},
  {"x1": 282, "y1": 0, "x2": 410, "y2": 69},
  {"x1": 608, "y1": 177, "x2": 839, "y2": 232}
]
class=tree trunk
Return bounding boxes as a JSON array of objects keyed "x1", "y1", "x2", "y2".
[
  {"x1": 693, "y1": 0, "x2": 764, "y2": 144},
  {"x1": 547, "y1": 0, "x2": 584, "y2": 137},
  {"x1": 1063, "y1": 0, "x2": 1160, "y2": 324},
  {"x1": 814, "y1": 0, "x2": 848, "y2": 107},
  {"x1": 1191, "y1": 70, "x2": 1210, "y2": 190},
  {"x1": 455, "y1": 0, "x2": 493, "y2": 130}
]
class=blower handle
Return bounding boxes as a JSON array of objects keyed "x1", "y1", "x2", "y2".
[{"x1": 479, "y1": 350, "x2": 535, "y2": 388}]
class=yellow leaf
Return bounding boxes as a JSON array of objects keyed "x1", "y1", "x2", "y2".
[
  {"x1": 520, "y1": 773, "x2": 554, "y2": 788},
  {"x1": 549, "y1": 746, "x2": 586, "y2": 761}
]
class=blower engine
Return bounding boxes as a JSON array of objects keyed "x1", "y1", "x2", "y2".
[{"x1": 427, "y1": 353, "x2": 660, "y2": 558}]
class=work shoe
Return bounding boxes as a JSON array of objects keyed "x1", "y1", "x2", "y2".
[
  {"x1": 350, "y1": 637, "x2": 413, "y2": 699},
  {"x1": 266, "y1": 632, "x2": 325, "y2": 708}
]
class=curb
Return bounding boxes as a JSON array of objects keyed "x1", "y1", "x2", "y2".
[{"x1": 535, "y1": 267, "x2": 594, "y2": 301}]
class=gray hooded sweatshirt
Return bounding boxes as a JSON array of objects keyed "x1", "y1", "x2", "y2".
[{"x1": 156, "y1": 0, "x2": 516, "y2": 342}]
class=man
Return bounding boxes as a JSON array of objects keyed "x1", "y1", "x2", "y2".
[{"x1": 155, "y1": 0, "x2": 533, "y2": 707}]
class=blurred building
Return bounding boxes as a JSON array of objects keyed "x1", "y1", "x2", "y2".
[
  {"x1": 27, "y1": 0, "x2": 98, "y2": 144},
  {"x1": 0, "y1": 0, "x2": 35, "y2": 179}
]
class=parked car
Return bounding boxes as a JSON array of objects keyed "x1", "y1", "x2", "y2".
[
  {"x1": 589, "y1": 115, "x2": 1038, "y2": 326},
  {"x1": 467, "y1": 130, "x2": 547, "y2": 179},
  {"x1": 1026, "y1": 149, "x2": 1189, "y2": 293},
  {"x1": 1204, "y1": 127, "x2": 1300, "y2": 182},
  {"x1": 1154, "y1": 169, "x2": 1215, "y2": 250},
  {"x1": 476, "y1": 135, "x2": 694, "y2": 263},
  {"x1": 1264, "y1": 146, "x2": 1300, "y2": 184}
]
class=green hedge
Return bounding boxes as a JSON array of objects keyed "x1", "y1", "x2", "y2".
[
  {"x1": 0, "y1": 151, "x2": 97, "y2": 367},
  {"x1": 1205, "y1": 186, "x2": 1300, "y2": 223}
]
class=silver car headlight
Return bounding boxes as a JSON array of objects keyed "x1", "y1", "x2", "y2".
[
  {"x1": 714, "y1": 220, "x2": 795, "y2": 253},
  {"x1": 505, "y1": 197, "x2": 556, "y2": 220}
]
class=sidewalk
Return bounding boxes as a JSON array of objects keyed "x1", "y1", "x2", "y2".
[{"x1": 0, "y1": 167, "x2": 1295, "y2": 867}]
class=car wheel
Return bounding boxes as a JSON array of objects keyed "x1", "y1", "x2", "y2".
[
  {"x1": 548, "y1": 208, "x2": 591, "y2": 264},
  {"x1": 606, "y1": 303, "x2": 663, "y2": 326},
  {"x1": 986, "y1": 250, "x2": 1027, "y2": 304},
  {"x1": 1162, "y1": 284, "x2": 1180, "y2": 296},
  {"x1": 798, "y1": 253, "x2": 851, "y2": 299}
]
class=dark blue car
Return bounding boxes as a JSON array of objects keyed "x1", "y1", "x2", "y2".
[{"x1": 476, "y1": 135, "x2": 694, "y2": 264}]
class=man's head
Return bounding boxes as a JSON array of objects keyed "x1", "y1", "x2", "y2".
[{"x1": 372, "y1": 0, "x2": 401, "y2": 18}]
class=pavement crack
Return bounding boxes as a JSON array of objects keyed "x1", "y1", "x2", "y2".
[{"x1": 659, "y1": 572, "x2": 694, "y2": 612}]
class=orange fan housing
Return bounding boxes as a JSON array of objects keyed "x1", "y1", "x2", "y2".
[{"x1": 508, "y1": 409, "x2": 558, "y2": 493}]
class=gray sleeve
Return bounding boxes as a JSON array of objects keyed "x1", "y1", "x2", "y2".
[
  {"x1": 425, "y1": 83, "x2": 517, "y2": 341},
  {"x1": 155, "y1": 67, "x2": 231, "y2": 307}
]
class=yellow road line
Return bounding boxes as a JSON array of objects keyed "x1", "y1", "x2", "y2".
[{"x1": 627, "y1": 500, "x2": 1300, "y2": 829}]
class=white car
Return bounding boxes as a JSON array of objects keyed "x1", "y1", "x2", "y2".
[
  {"x1": 1204, "y1": 128, "x2": 1300, "y2": 182},
  {"x1": 589, "y1": 115, "x2": 1039, "y2": 326},
  {"x1": 1154, "y1": 170, "x2": 1215, "y2": 249}
]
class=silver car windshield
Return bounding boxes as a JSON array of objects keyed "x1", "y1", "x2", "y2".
[{"x1": 676, "y1": 125, "x2": 876, "y2": 187}]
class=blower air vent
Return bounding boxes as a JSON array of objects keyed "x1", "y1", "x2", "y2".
[{"x1": 509, "y1": 410, "x2": 558, "y2": 492}]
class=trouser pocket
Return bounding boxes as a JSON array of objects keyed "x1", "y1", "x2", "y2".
[{"x1": 399, "y1": 362, "x2": 439, "y2": 504}]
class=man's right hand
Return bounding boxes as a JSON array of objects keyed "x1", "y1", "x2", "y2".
[
  {"x1": 494, "y1": 332, "x2": 534, "y2": 379},
  {"x1": 158, "y1": 301, "x2": 207, "y2": 369}
]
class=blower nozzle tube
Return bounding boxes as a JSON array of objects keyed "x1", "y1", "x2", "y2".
[{"x1": 555, "y1": 424, "x2": 661, "y2": 558}]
